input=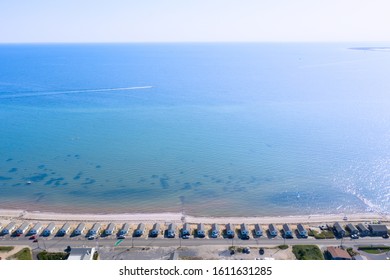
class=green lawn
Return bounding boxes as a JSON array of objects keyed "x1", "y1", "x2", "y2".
[
  {"x1": 6, "y1": 248, "x2": 32, "y2": 260},
  {"x1": 309, "y1": 229, "x2": 335, "y2": 239},
  {"x1": 358, "y1": 246, "x2": 390, "y2": 254},
  {"x1": 292, "y1": 245, "x2": 324, "y2": 260},
  {"x1": 0, "y1": 246, "x2": 14, "y2": 252}
]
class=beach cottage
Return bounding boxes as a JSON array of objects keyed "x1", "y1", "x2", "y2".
[
  {"x1": 73, "y1": 223, "x2": 86, "y2": 236},
  {"x1": 225, "y1": 223, "x2": 235, "y2": 238},
  {"x1": 368, "y1": 224, "x2": 388, "y2": 236},
  {"x1": 105, "y1": 223, "x2": 116, "y2": 236},
  {"x1": 254, "y1": 224, "x2": 263, "y2": 237},
  {"x1": 197, "y1": 223, "x2": 205, "y2": 238},
  {"x1": 356, "y1": 223, "x2": 370, "y2": 236},
  {"x1": 346, "y1": 223, "x2": 359, "y2": 235},
  {"x1": 333, "y1": 222, "x2": 346, "y2": 237},
  {"x1": 150, "y1": 223, "x2": 160, "y2": 237},
  {"x1": 118, "y1": 223, "x2": 130, "y2": 236},
  {"x1": 181, "y1": 223, "x2": 191, "y2": 237},
  {"x1": 167, "y1": 223, "x2": 176, "y2": 238},
  {"x1": 282, "y1": 224, "x2": 293, "y2": 238},
  {"x1": 28, "y1": 222, "x2": 43, "y2": 236},
  {"x1": 1, "y1": 222, "x2": 16, "y2": 235},
  {"x1": 297, "y1": 224, "x2": 307, "y2": 238},
  {"x1": 58, "y1": 222, "x2": 71, "y2": 236},
  {"x1": 43, "y1": 223, "x2": 56, "y2": 236},
  {"x1": 211, "y1": 223, "x2": 219, "y2": 238},
  {"x1": 88, "y1": 223, "x2": 101, "y2": 237},
  {"x1": 15, "y1": 222, "x2": 30, "y2": 235},
  {"x1": 240, "y1": 223, "x2": 249, "y2": 239},
  {"x1": 268, "y1": 224, "x2": 278, "y2": 237},
  {"x1": 134, "y1": 223, "x2": 145, "y2": 237}
]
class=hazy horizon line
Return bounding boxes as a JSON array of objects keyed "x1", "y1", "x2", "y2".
[{"x1": 1, "y1": 40, "x2": 389, "y2": 45}]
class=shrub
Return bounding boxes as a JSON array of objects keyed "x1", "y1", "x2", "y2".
[
  {"x1": 37, "y1": 251, "x2": 69, "y2": 260},
  {"x1": 292, "y1": 245, "x2": 324, "y2": 260}
]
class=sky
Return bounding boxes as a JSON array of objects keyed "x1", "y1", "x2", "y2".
[{"x1": 1, "y1": 0, "x2": 390, "y2": 43}]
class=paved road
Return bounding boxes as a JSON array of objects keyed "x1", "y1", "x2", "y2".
[{"x1": 1, "y1": 235, "x2": 389, "y2": 251}]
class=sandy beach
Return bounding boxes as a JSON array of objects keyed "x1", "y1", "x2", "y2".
[{"x1": 1, "y1": 208, "x2": 389, "y2": 226}]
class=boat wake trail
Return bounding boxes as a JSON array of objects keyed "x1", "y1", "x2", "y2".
[{"x1": 0, "y1": 86, "x2": 153, "y2": 99}]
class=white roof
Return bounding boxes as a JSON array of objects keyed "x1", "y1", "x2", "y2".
[{"x1": 67, "y1": 248, "x2": 95, "y2": 261}]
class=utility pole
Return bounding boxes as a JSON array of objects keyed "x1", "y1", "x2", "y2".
[{"x1": 95, "y1": 237, "x2": 99, "y2": 253}]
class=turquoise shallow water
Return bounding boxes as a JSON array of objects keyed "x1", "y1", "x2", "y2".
[{"x1": 1, "y1": 43, "x2": 390, "y2": 216}]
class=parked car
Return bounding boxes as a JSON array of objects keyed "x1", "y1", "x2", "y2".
[
  {"x1": 259, "y1": 248, "x2": 265, "y2": 255},
  {"x1": 243, "y1": 247, "x2": 251, "y2": 254}
]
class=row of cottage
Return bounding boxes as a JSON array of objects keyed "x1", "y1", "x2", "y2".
[
  {"x1": 0, "y1": 221, "x2": 175, "y2": 239},
  {"x1": 0, "y1": 221, "x2": 305, "y2": 239},
  {"x1": 332, "y1": 222, "x2": 388, "y2": 238},
  {"x1": 0, "y1": 221, "x2": 388, "y2": 239}
]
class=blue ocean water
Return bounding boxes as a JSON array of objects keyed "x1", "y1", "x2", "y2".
[{"x1": 1, "y1": 43, "x2": 390, "y2": 216}]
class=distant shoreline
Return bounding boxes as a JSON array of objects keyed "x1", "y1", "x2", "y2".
[
  {"x1": 1, "y1": 208, "x2": 389, "y2": 225},
  {"x1": 349, "y1": 47, "x2": 390, "y2": 52}
]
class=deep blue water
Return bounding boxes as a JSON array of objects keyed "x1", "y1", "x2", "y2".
[{"x1": 1, "y1": 43, "x2": 390, "y2": 216}]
